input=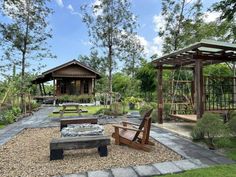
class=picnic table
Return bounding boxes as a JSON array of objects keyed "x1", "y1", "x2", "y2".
[{"x1": 59, "y1": 103, "x2": 82, "y2": 117}]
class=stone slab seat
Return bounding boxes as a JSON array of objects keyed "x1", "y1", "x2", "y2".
[
  {"x1": 50, "y1": 135, "x2": 110, "y2": 160},
  {"x1": 60, "y1": 117, "x2": 98, "y2": 130}
]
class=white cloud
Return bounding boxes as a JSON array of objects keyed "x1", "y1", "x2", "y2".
[
  {"x1": 55, "y1": 0, "x2": 64, "y2": 7},
  {"x1": 153, "y1": 13, "x2": 166, "y2": 33},
  {"x1": 67, "y1": 4, "x2": 74, "y2": 11},
  {"x1": 67, "y1": 4, "x2": 82, "y2": 17},
  {"x1": 137, "y1": 35, "x2": 162, "y2": 57},
  {"x1": 91, "y1": 0, "x2": 103, "y2": 16},
  {"x1": 203, "y1": 11, "x2": 221, "y2": 23}
]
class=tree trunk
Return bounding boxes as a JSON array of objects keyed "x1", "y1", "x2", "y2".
[
  {"x1": 20, "y1": 0, "x2": 30, "y2": 113},
  {"x1": 108, "y1": 45, "x2": 113, "y2": 107}
]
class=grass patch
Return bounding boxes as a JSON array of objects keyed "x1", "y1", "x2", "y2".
[
  {"x1": 0, "y1": 124, "x2": 5, "y2": 129},
  {"x1": 215, "y1": 137, "x2": 236, "y2": 161},
  {"x1": 161, "y1": 164, "x2": 236, "y2": 177}
]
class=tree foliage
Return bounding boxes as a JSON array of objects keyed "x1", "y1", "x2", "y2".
[
  {"x1": 136, "y1": 61, "x2": 156, "y2": 101},
  {"x1": 160, "y1": 0, "x2": 203, "y2": 53},
  {"x1": 81, "y1": 0, "x2": 138, "y2": 104},
  {"x1": 0, "y1": 0, "x2": 54, "y2": 112}
]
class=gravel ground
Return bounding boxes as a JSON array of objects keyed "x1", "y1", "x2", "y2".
[{"x1": 0, "y1": 125, "x2": 182, "y2": 177}]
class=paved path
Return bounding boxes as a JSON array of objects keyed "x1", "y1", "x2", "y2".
[
  {"x1": 0, "y1": 107, "x2": 235, "y2": 177},
  {"x1": 0, "y1": 106, "x2": 57, "y2": 145},
  {"x1": 59, "y1": 120, "x2": 235, "y2": 177}
]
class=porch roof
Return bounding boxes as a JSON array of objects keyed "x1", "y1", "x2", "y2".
[{"x1": 152, "y1": 39, "x2": 236, "y2": 68}]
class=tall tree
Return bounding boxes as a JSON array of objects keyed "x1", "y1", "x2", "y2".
[
  {"x1": 81, "y1": 0, "x2": 137, "y2": 104},
  {"x1": 122, "y1": 34, "x2": 144, "y2": 78},
  {"x1": 159, "y1": 0, "x2": 203, "y2": 53},
  {"x1": 136, "y1": 61, "x2": 156, "y2": 101},
  {"x1": 78, "y1": 50, "x2": 107, "y2": 74},
  {"x1": 0, "y1": 0, "x2": 54, "y2": 112}
]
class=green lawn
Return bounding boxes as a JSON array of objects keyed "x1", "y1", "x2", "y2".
[
  {"x1": 161, "y1": 164, "x2": 236, "y2": 177},
  {"x1": 158, "y1": 137, "x2": 236, "y2": 177},
  {"x1": 0, "y1": 124, "x2": 5, "y2": 129},
  {"x1": 49, "y1": 105, "x2": 106, "y2": 117},
  {"x1": 216, "y1": 137, "x2": 236, "y2": 161}
]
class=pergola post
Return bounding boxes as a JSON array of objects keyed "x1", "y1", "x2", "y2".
[
  {"x1": 194, "y1": 59, "x2": 204, "y2": 119},
  {"x1": 157, "y1": 65, "x2": 163, "y2": 124}
]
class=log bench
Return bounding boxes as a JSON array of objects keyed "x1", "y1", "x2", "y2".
[
  {"x1": 50, "y1": 135, "x2": 110, "y2": 160},
  {"x1": 60, "y1": 117, "x2": 98, "y2": 130}
]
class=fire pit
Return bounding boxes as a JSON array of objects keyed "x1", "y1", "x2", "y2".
[{"x1": 61, "y1": 124, "x2": 104, "y2": 137}]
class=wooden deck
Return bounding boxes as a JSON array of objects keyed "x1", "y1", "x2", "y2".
[{"x1": 170, "y1": 114, "x2": 197, "y2": 122}]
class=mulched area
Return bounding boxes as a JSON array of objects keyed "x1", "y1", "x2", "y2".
[{"x1": 0, "y1": 125, "x2": 182, "y2": 177}]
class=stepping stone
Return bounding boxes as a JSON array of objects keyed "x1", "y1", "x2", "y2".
[
  {"x1": 111, "y1": 167, "x2": 138, "y2": 177},
  {"x1": 88, "y1": 170, "x2": 112, "y2": 177},
  {"x1": 133, "y1": 165, "x2": 160, "y2": 176},
  {"x1": 190, "y1": 158, "x2": 217, "y2": 167},
  {"x1": 152, "y1": 161, "x2": 183, "y2": 174},
  {"x1": 209, "y1": 156, "x2": 235, "y2": 164},
  {"x1": 62, "y1": 173, "x2": 86, "y2": 177},
  {"x1": 173, "y1": 159, "x2": 200, "y2": 170}
]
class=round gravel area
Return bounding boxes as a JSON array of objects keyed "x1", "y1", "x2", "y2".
[{"x1": 0, "y1": 125, "x2": 182, "y2": 177}]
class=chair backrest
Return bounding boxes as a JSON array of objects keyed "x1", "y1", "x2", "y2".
[{"x1": 132, "y1": 109, "x2": 153, "y2": 141}]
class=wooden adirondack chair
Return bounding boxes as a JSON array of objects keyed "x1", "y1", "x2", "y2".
[{"x1": 112, "y1": 109, "x2": 154, "y2": 152}]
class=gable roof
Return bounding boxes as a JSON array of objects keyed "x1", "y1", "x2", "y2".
[
  {"x1": 32, "y1": 59, "x2": 101, "y2": 83},
  {"x1": 43, "y1": 59, "x2": 101, "y2": 76}
]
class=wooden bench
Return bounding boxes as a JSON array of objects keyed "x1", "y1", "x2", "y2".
[
  {"x1": 60, "y1": 117, "x2": 98, "y2": 130},
  {"x1": 50, "y1": 136, "x2": 110, "y2": 160}
]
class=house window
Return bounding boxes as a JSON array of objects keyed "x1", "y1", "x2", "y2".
[{"x1": 84, "y1": 80, "x2": 89, "y2": 94}]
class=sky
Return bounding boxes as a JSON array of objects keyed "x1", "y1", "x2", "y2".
[{"x1": 1, "y1": 0, "x2": 221, "y2": 74}]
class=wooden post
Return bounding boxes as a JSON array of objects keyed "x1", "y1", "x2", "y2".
[
  {"x1": 39, "y1": 83, "x2": 43, "y2": 96},
  {"x1": 53, "y1": 79, "x2": 56, "y2": 106},
  {"x1": 157, "y1": 66, "x2": 163, "y2": 124},
  {"x1": 194, "y1": 59, "x2": 204, "y2": 119},
  {"x1": 42, "y1": 83, "x2": 46, "y2": 96}
]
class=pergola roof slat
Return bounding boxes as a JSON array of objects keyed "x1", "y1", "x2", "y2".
[{"x1": 152, "y1": 39, "x2": 236, "y2": 67}]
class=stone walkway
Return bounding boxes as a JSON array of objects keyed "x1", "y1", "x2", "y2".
[
  {"x1": 0, "y1": 106, "x2": 57, "y2": 145},
  {"x1": 0, "y1": 107, "x2": 235, "y2": 177},
  {"x1": 60, "y1": 120, "x2": 235, "y2": 177}
]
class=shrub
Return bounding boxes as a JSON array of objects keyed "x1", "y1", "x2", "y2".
[
  {"x1": 11, "y1": 107, "x2": 21, "y2": 117},
  {"x1": 139, "y1": 104, "x2": 152, "y2": 117},
  {"x1": 228, "y1": 117, "x2": 236, "y2": 135},
  {"x1": 4, "y1": 109, "x2": 16, "y2": 124},
  {"x1": 94, "y1": 108, "x2": 110, "y2": 115},
  {"x1": 110, "y1": 102, "x2": 123, "y2": 116},
  {"x1": 191, "y1": 112, "x2": 230, "y2": 149},
  {"x1": 151, "y1": 109, "x2": 157, "y2": 123},
  {"x1": 57, "y1": 94, "x2": 94, "y2": 103}
]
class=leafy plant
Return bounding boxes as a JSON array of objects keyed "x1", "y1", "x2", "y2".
[
  {"x1": 139, "y1": 104, "x2": 153, "y2": 117},
  {"x1": 228, "y1": 117, "x2": 236, "y2": 135},
  {"x1": 191, "y1": 112, "x2": 230, "y2": 149}
]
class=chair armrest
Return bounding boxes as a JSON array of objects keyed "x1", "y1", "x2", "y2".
[
  {"x1": 122, "y1": 121, "x2": 140, "y2": 126},
  {"x1": 112, "y1": 124, "x2": 143, "y2": 132}
]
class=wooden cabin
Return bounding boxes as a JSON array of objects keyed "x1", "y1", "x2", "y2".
[{"x1": 32, "y1": 60, "x2": 101, "y2": 98}]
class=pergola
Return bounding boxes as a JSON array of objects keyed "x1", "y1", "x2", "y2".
[{"x1": 152, "y1": 39, "x2": 236, "y2": 124}]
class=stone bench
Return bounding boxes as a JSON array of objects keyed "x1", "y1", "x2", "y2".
[
  {"x1": 50, "y1": 135, "x2": 110, "y2": 160},
  {"x1": 60, "y1": 117, "x2": 98, "y2": 130}
]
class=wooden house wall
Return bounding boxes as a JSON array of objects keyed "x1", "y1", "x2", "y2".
[{"x1": 53, "y1": 64, "x2": 96, "y2": 78}]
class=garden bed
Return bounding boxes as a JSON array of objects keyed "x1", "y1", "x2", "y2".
[{"x1": 0, "y1": 125, "x2": 182, "y2": 177}]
